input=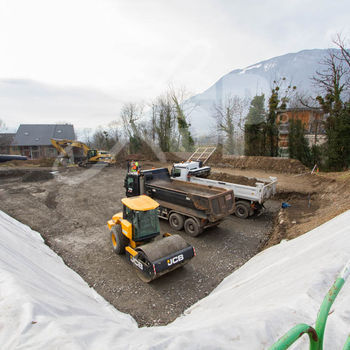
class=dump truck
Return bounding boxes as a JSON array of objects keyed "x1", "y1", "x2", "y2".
[
  {"x1": 124, "y1": 167, "x2": 235, "y2": 236},
  {"x1": 107, "y1": 195, "x2": 195, "y2": 282},
  {"x1": 171, "y1": 161, "x2": 277, "y2": 219},
  {"x1": 50, "y1": 138, "x2": 115, "y2": 167}
]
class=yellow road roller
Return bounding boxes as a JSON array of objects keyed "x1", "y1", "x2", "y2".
[{"x1": 107, "y1": 195, "x2": 195, "y2": 282}]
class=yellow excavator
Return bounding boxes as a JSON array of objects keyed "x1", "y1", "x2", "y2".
[
  {"x1": 50, "y1": 138, "x2": 115, "y2": 167},
  {"x1": 107, "y1": 195, "x2": 195, "y2": 282}
]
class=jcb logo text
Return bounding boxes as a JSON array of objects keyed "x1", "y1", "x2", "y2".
[{"x1": 167, "y1": 254, "x2": 184, "y2": 266}]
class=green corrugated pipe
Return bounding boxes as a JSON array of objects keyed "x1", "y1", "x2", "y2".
[
  {"x1": 269, "y1": 324, "x2": 317, "y2": 350},
  {"x1": 269, "y1": 259, "x2": 350, "y2": 350},
  {"x1": 343, "y1": 335, "x2": 350, "y2": 350}
]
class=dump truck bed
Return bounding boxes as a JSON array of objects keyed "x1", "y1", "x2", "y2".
[
  {"x1": 185, "y1": 176, "x2": 277, "y2": 204},
  {"x1": 148, "y1": 179, "x2": 227, "y2": 198},
  {"x1": 142, "y1": 168, "x2": 235, "y2": 222}
]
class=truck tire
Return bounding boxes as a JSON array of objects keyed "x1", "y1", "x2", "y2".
[
  {"x1": 111, "y1": 224, "x2": 128, "y2": 255},
  {"x1": 235, "y1": 201, "x2": 250, "y2": 219},
  {"x1": 169, "y1": 213, "x2": 184, "y2": 230},
  {"x1": 184, "y1": 218, "x2": 203, "y2": 237}
]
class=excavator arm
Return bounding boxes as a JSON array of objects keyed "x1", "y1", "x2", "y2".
[
  {"x1": 51, "y1": 138, "x2": 91, "y2": 156},
  {"x1": 50, "y1": 138, "x2": 69, "y2": 157}
]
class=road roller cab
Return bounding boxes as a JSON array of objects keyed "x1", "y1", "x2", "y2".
[
  {"x1": 122, "y1": 196, "x2": 160, "y2": 242},
  {"x1": 107, "y1": 195, "x2": 195, "y2": 282}
]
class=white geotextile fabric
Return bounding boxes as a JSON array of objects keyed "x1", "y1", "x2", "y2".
[{"x1": 0, "y1": 209, "x2": 350, "y2": 349}]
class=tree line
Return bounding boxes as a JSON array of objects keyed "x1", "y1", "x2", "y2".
[
  {"x1": 84, "y1": 88, "x2": 194, "y2": 155},
  {"x1": 244, "y1": 35, "x2": 350, "y2": 171},
  {"x1": 78, "y1": 36, "x2": 350, "y2": 172}
]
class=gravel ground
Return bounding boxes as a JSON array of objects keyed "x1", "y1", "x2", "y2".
[{"x1": 0, "y1": 166, "x2": 280, "y2": 326}]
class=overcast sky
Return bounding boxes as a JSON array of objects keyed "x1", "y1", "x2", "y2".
[{"x1": 1, "y1": 0, "x2": 350, "y2": 131}]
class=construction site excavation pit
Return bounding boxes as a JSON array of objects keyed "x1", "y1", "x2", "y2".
[{"x1": 1, "y1": 163, "x2": 348, "y2": 327}]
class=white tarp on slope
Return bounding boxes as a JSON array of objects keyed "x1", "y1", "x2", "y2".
[{"x1": 1, "y1": 209, "x2": 350, "y2": 350}]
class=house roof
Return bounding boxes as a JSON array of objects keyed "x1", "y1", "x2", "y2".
[{"x1": 12, "y1": 124, "x2": 75, "y2": 146}]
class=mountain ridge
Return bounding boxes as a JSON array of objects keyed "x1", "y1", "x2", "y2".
[{"x1": 187, "y1": 48, "x2": 334, "y2": 134}]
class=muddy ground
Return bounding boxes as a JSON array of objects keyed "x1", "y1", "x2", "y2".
[{"x1": 0, "y1": 163, "x2": 349, "y2": 327}]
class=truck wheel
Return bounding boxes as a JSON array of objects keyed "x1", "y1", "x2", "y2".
[
  {"x1": 235, "y1": 201, "x2": 250, "y2": 219},
  {"x1": 169, "y1": 213, "x2": 184, "y2": 230},
  {"x1": 111, "y1": 224, "x2": 128, "y2": 255},
  {"x1": 184, "y1": 218, "x2": 202, "y2": 237}
]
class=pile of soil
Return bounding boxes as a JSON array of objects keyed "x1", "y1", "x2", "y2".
[
  {"x1": 171, "y1": 146, "x2": 222, "y2": 163},
  {"x1": 0, "y1": 158, "x2": 56, "y2": 167},
  {"x1": 164, "y1": 152, "x2": 184, "y2": 162},
  {"x1": 171, "y1": 152, "x2": 191, "y2": 161},
  {"x1": 22, "y1": 171, "x2": 54, "y2": 182},
  {"x1": 262, "y1": 172, "x2": 350, "y2": 249},
  {"x1": 209, "y1": 172, "x2": 261, "y2": 186},
  {"x1": 210, "y1": 156, "x2": 309, "y2": 174},
  {"x1": 0, "y1": 168, "x2": 28, "y2": 179},
  {"x1": 117, "y1": 150, "x2": 184, "y2": 164}
]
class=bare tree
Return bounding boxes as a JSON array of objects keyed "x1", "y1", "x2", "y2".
[
  {"x1": 121, "y1": 102, "x2": 143, "y2": 138},
  {"x1": 153, "y1": 94, "x2": 177, "y2": 152},
  {"x1": 107, "y1": 120, "x2": 121, "y2": 144},
  {"x1": 312, "y1": 43, "x2": 350, "y2": 170},
  {"x1": 313, "y1": 51, "x2": 347, "y2": 96},
  {"x1": 120, "y1": 102, "x2": 145, "y2": 153},
  {"x1": 333, "y1": 34, "x2": 350, "y2": 87},
  {"x1": 214, "y1": 95, "x2": 249, "y2": 155},
  {"x1": 81, "y1": 128, "x2": 93, "y2": 146},
  {"x1": 0, "y1": 119, "x2": 6, "y2": 132}
]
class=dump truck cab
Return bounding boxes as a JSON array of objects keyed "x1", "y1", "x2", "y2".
[
  {"x1": 125, "y1": 172, "x2": 142, "y2": 197},
  {"x1": 171, "y1": 161, "x2": 211, "y2": 179}
]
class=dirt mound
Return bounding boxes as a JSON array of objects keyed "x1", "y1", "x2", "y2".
[
  {"x1": 0, "y1": 158, "x2": 56, "y2": 167},
  {"x1": 123, "y1": 153, "x2": 148, "y2": 161},
  {"x1": 210, "y1": 156, "x2": 309, "y2": 174},
  {"x1": 209, "y1": 172, "x2": 260, "y2": 186},
  {"x1": 117, "y1": 151, "x2": 183, "y2": 164},
  {"x1": 262, "y1": 173, "x2": 350, "y2": 250},
  {"x1": 0, "y1": 169, "x2": 28, "y2": 179},
  {"x1": 171, "y1": 146, "x2": 223, "y2": 163},
  {"x1": 22, "y1": 171, "x2": 54, "y2": 182},
  {"x1": 164, "y1": 152, "x2": 183, "y2": 162},
  {"x1": 114, "y1": 141, "x2": 159, "y2": 164}
]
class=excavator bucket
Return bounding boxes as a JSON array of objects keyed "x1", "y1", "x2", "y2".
[{"x1": 128, "y1": 235, "x2": 195, "y2": 282}]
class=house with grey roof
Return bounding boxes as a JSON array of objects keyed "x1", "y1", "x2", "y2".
[{"x1": 11, "y1": 124, "x2": 75, "y2": 159}]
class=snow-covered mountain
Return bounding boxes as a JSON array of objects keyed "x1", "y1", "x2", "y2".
[{"x1": 187, "y1": 49, "x2": 333, "y2": 135}]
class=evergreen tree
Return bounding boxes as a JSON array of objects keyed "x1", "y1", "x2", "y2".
[
  {"x1": 244, "y1": 95, "x2": 266, "y2": 155},
  {"x1": 288, "y1": 118, "x2": 311, "y2": 166}
]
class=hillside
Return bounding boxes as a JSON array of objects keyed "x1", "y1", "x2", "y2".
[{"x1": 187, "y1": 49, "x2": 334, "y2": 135}]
